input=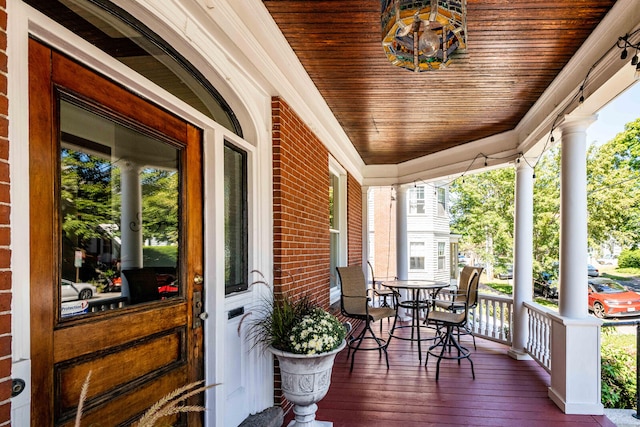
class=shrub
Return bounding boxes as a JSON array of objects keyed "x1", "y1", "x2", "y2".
[
  {"x1": 601, "y1": 330, "x2": 637, "y2": 409},
  {"x1": 618, "y1": 249, "x2": 640, "y2": 269}
]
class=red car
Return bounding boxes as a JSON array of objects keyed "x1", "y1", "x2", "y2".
[{"x1": 588, "y1": 278, "x2": 640, "y2": 318}]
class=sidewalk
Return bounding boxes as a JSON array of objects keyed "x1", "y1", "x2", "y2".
[{"x1": 605, "y1": 409, "x2": 640, "y2": 427}]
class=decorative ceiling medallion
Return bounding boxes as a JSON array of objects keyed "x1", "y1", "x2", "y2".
[{"x1": 381, "y1": 0, "x2": 467, "y2": 71}]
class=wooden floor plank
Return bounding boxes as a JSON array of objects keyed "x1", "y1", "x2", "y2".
[{"x1": 283, "y1": 319, "x2": 616, "y2": 427}]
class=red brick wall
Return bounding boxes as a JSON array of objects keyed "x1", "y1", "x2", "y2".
[
  {"x1": 272, "y1": 97, "x2": 331, "y2": 309},
  {"x1": 347, "y1": 173, "x2": 362, "y2": 267},
  {"x1": 370, "y1": 187, "x2": 397, "y2": 280},
  {"x1": 271, "y1": 97, "x2": 330, "y2": 411},
  {"x1": 272, "y1": 98, "x2": 367, "y2": 414},
  {"x1": 0, "y1": 0, "x2": 11, "y2": 423}
]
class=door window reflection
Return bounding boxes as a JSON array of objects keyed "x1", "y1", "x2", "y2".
[{"x1": 60, "y1": 100, "x2": 181, "y2": 318}]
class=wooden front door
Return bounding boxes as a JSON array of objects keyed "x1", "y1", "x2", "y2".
[{"x1": 29, "y1": 39, "x2": 205, "y2": 426}]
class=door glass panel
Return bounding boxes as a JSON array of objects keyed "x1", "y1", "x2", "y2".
[
  {"x1": 224, "y1": 143, "x2": 248, "y2": 295},
  {"x1": 60, "y1": 99, "x2": 180, "y2": 318}
]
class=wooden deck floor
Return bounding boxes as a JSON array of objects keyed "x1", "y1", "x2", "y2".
[{"x1": 284, "y1": 320, "x2": 615, "y2": 427}]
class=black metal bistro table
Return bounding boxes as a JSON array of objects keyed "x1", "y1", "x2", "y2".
[{"x1": 383, "y1": 279, "x2": 449, "y2": 361}]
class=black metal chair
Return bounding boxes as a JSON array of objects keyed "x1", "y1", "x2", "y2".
[
  {"x1": 425, "y1": 266, "x2": 480, "y2": 381},
  {"x1": 337, "y1": 265, "x2": 397, "y2": 372}
]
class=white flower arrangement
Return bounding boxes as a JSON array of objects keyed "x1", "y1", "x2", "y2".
[
  {"x1": 287, "y1": 308, "x2": 346, "y2": 355},
  {"x1": 247, "y1": 270, "x2": 346, "y2": 355}
]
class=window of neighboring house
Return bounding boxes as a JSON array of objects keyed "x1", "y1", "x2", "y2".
[
  {"x1": 410, "y1": 242, "x2": 425, "y2": 270},
  {"x1": 224, "y1": 142, "x2": 248, "y2": 295},
  {"x1": 438, "y1": 242, "x2": 446, "y2": 270},
  {"x1": 450, "y1": 242, "x2": 459, "y2": 280},
  {"x1": 409, "y1": 186, "x2": 425, "y2": 214},
  {"x1": 437, "y1": 187, "x2": 446, "y2": 216}
]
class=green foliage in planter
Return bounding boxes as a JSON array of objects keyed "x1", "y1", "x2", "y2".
[
  {"x1": 250, "y1": 292, "x2": 346, "y2": 354},
  {"x1": 601, "y1": 329, "x2": 637, "y2": 409},
  {"x1": 248, "y1": 270, "x2": 346, "y2": 354},
  {"x1": 266, "y1": 294, "x2": 317, "y2": 351}
]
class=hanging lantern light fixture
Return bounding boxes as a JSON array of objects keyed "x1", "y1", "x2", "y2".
[{"x1": 381, "y1": 0, "x2": 467, "y2": 72}]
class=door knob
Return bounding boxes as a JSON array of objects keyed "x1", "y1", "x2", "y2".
[{"x1": 194, "y1": 274, "x2": 204, "y2": 285}]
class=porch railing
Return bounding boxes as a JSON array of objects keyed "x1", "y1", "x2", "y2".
[
  {"x1": 400, "y1": 290, "x2": 558, "y2": 372},
  {"x1": 88, "y1": 296, "x2": 128, "y2": 312},
  {"x1": 436, "y1": 291, "x2": 514, "y2": 346},
  {"x1": 437, "y1": 292, "x2": 554, "y2": 372},
  {"x1": 471, "y1": 294, "x2": 514, "y2": 345},
  {"x1": 523, "y1": 301, "x2": 553, "y2": 372}
]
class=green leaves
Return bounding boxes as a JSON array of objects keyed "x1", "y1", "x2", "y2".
[
  {"x1": 450, "y1": 117, "x2": 640, "y2": 277},
  {"x1": 601, "y1": 331, "x2": 637, "y2": 409},
  {"x1": 450, "y1": 168, "x2": 515, "y2": 267},
  {"x1": 588, "y1": 118, "x2": 640, "y2": 250}
]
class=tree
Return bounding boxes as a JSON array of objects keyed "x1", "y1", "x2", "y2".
[
  {"x1": 587, "y1": 118, "x2": 640, "y2": 252},
  {"x1": 141, "y1": 169, "x2": 179, "y2": 245},
  {"x1": 450, "y1": 148, "x2": 562, "y2": 278},
  {"x1": 450, "y1": 117, "x2": 640, "y2": 280},
  {"x1": 532, "y1": 147, "x2": 561, "y2": 274},
  {"x1": 450, "y1": 167, "x2": 515, "y2": 276},
  {"x1": 61, "y1": 149, "x2": 179, "y2": 247},
  {"x1": 61, "y1": 148, "x2": 116, "y2": 242}
]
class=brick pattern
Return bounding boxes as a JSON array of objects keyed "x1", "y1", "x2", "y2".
[
  {"x1": 272, "y1": 97, "x2": 331, "y2": 309},
  {"x1": 272, "y1": 98, "x2": 366, "y2": 413},
  {"x1": 271, "y1": 97, "x2": 331, "y2": 410},
  {"x1": 347, "y1": 173, "x2": 362, "y2": 267},
  {"x1": 0, "y1": 1, "x2": 10, "y2": 424}
]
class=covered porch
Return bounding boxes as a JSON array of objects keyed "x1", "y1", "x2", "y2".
[
  {"x1": 303, "y1": 306, "x2": 616, "y2": 427},
  {"x1": 316, "y1": 333, "x2": 613, "y2": 426}
]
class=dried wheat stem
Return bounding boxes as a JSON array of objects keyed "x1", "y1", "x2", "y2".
[{"x1": 74, "y1": 370, "x2": 92, "y2": 427}]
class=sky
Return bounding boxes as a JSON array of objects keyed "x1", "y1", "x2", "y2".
[{"x1": 586, "y1": 82, "x2": 640, "y2": 146}]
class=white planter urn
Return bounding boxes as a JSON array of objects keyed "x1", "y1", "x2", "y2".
[{"x1": 268, "y1": 340, "x2": 346, "y2": 427}]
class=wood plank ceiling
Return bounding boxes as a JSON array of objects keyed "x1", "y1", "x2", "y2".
[{"x1": 262, "y1": 0, "x2": 618, "y2": 165}]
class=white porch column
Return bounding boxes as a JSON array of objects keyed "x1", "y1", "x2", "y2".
[
  {"x1": 119, "y1": 160, "x2": 144, "y2": 299},
  {"x1": 558, "y1": 115, "x2": 593, "y2": 319},
  {"x1": 508, "y1": 159, "x2": 533, "y2": 360},
  {"x1": 395, "y1": 185, "x2": 410, "y2": 318},
  {"x1": 362, "y1": 185, "x2": 370, "y2": 284},
  {"x1": 395, "y1": 185, "x2": 408, "y2": 280},
  {"x1": 548, "y1": 114, "x2": 603, "y2": 415}
]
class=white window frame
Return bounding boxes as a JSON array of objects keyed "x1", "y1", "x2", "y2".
[
  {"x1": 329, "y1": 157, "x2": 347, "y2": 304},
  {"x1": 409, "y1": 241, "x2": 426, "y2": 271},
  {"x1": 438, "y1": 241, "x2": 446, "y2": 270},
  {"x1": 409, "y1": 185, "x2": 426, "y2": 215},
  {"x1": 437, "y1": 187, "x2": 447, "y2": 216}
]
